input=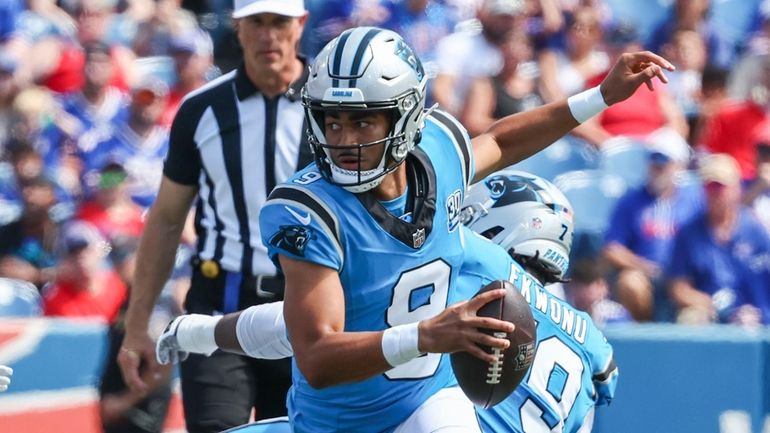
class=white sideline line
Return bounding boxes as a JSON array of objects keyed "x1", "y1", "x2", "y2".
[{"x1": 0, "y1": 387, "x2": 97, "y2": 413}]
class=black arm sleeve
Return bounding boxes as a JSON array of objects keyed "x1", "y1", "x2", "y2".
[{"x1": 163, "y1": 96, "x2": 207, "y2": 185}]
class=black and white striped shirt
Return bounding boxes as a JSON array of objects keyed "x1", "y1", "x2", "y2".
[{"x1": 163, "y1": 63, "x2": 313, "y2": 276}]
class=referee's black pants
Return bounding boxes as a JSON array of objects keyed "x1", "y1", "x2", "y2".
[{"x1": 180, "y1": 266, "x2": 292, "y2": 433}]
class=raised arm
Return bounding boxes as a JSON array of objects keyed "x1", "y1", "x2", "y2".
[{"x1": 472, "y1": 51, "x2": 675, "y2": 181}]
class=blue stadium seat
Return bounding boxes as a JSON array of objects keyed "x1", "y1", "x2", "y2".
[
  {"x1": 605, "y1": 0, "x2": 761, "y2": 63},
  {"x1": 598, "y1": 138, "x2": 650, "y2": 189},
  {"x1": 511, "y1": 136, "x2": 598, "y2": 182},
  {"x1": 554, "y1": 170, "x2": 628, "y2": 259},
  {"x1": 221, "y1": 418, "x2": 291, "y2": 433},
  {"x1": 0, "y1": 278, "x2": 42, "y2": 317},
  {"x1": 554, "y1": 169, "x2": 627, "y2": 234},
  {"x1": 709, "y1": 0, "x2": 763, "y2": 51}
]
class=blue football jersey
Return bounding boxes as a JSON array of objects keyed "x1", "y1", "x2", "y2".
[
  {"x1": 260, "y1": 110, "x2": 474, "y2": 433},
  {"x1": 459, "y1": 228, "x2": 618, "y2": 433},
  {"x1": 80, "y1": 124, "x2": 169, "y2": 208}
]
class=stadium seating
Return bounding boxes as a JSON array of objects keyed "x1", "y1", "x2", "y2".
[
  {"x1": 604, "y1": 0, "x2": 762, "y2": 56},
  {"x1": 709, "y1": 0, "x2": 764, "y2": 51},
  {"x1": 0, "y1": 278, "x2": 41, "y2": 317},
  {"x1": 602, "y1": 0, "x2": 670, "y2": 46},
  {"x1": 511, "y1": 136, "x2": 598, "y2": 182},
  {"x1": 555, "y1": 170, "x2": 627, "y2": 259},
  {"x1": 598, "y1": 137, "x2": 650, "y2": 189},
  {"x1": 554, "y1": 169, "x2": 627, "y2": 234}
]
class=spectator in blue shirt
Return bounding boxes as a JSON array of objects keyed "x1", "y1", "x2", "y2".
[
  {"x1": 380, "y1": 0, "x2": 457, "y2": 67},
  {"x1": 79, "y1": 77, "x2": 169, "y2": 209},
  {"x1": 565, "y1": 259, "x2": 633, "y2": 327},
  {"x1": 602, "y1": 137, "x2": 703, "y2": 321},
  {"x1": 647, "y1": 0, "x2": 736, "y2": 68},
  {"x1": 668, "y1": 153, "x2": 770, "y2": 326}
]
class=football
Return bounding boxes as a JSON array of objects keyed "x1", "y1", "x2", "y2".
[{"x1": 450, "y1": 280, "x2": 537, "y2": 408}]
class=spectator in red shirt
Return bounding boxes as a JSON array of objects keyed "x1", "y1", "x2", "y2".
[
  {"x1": 578, "y1": 23, "x2": 689, "y2": 147},
  {"x1": 77, "y1": 162, "x2": 145, "y2": 241},
  {"x1": 702, "y1": 55, "x2": 770, "y2": 181},
  {"x1": 42, "y1": 220, "x2": 127, "y2": 324}
]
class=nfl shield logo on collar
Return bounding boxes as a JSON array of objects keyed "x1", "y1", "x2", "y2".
[{"x1": 412, "y1": 228, "x2": 426, "y2": 248}]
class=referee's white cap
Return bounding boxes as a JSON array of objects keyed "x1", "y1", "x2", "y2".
[{"x1": 233, "y1": 0, "x2": 306, "y2": 19}]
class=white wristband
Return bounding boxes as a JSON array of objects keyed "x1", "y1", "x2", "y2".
[
  {"x1": 567, "y1": 86, "x2": 608, "y2": 123},
  {"x1": 176, "y1": 314, "x2": 222, "y2": 356},
  {"x1": 381, "y1": 322, "x2": 422, "y2": 367}
]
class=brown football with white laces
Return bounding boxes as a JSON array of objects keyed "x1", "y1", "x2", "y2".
[{"x1": 450, "y1": 279, "x2": 537, "y2": 408}]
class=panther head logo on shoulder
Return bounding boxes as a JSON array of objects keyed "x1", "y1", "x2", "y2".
[{"x1": 269, "y1": 225, "x2": 313, "y2": 257}]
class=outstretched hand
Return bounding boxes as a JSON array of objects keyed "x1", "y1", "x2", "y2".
[{"x1": 600, "y1": 51, "x2": 675, "y2": 105}]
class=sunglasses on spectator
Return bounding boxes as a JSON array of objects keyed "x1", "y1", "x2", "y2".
[
  {"x1": 133, "y1": 89, "x2": 162, "y2": 105},
  {"x1": 704, "y1": 181, "x2": 728, "y2": 193}
]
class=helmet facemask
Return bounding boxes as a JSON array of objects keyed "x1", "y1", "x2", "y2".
[
  {"x1": 304, "y1": 84, "x2": 426, "y2": 193},
  {"x1": 302, "y1": 27, "x2": 429, "y2": 193}
]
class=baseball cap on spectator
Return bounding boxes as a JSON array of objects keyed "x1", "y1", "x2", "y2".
[
  {"x1": 169, "y1": 29, "x2": 214, "y2": 57},
  {"x1": 699, "y1": 153, "x2": 741, "y2": 187},
  {"x1": 484, "y1": 0, "x2": 524, "y2": 16},
  {"x1": 131, "y1": 76, "x2": 168, "y2": 104},
  {"x1": 232, "y1": 0, "x2": 306, "y2": 19},
  {"x1": 647, "y1": 129, "x2": 691, "y2": 165},
  {"x1": 60, "y1": 221, "x2": 107, "y2": 255}
]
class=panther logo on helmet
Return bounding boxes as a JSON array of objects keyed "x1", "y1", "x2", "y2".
[
  {"x1": 485, "y1": 175, "x2": 543, "y2": 205},
  {"x1": 465, "y1": 170, "x2": 575, "y2": 281}
]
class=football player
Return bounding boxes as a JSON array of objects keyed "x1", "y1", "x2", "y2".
[
  {"x1": 461, "y1": 170, "x2": 618, "y2": 433},
  {"x1": 159, "y1": 171, "x2": 617, "y2": 433},
  {"x1": 160, "y1": 26, "x2": 665, "y2": 432}
]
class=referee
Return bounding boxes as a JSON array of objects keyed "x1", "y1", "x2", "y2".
[{"x1": 117, "y1": 1, "x2": 312, "y2": 432}]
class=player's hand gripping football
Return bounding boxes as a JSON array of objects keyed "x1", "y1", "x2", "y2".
[
  {"x1": 417, "y1": 288, "x2": 515, "y2": 364},
  {"x1": 599, "y1": 51, "x2": 675, "y2": 105}
]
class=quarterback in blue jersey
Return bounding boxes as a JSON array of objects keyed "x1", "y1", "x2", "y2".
[
  {"x1": 160, "y1": 26, "x2": 664, "y2": 432},
  {"x1": 158, "y1": 171, "x2": 618, "y2": 433}
]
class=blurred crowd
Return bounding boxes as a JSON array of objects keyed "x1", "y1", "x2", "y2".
[{"x1": 0, "y1": 0, "x2": 769, "y2": 358}]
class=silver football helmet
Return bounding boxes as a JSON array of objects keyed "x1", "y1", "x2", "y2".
[
  {"x1": 303, "y1": 27, "x2": 429, "y2": 193},
  {"x1": 462, "y1": 170, "x2": 574, "y2": 282}
]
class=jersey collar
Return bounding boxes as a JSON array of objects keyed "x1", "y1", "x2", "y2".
[{"x1": 356, "y1": 147, "x2": 437, "y2": 249}]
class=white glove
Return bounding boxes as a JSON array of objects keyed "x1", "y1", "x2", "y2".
[
  {"x1": 0, "y1": 365, "x2": 13, "y2": 392},
  {"x1": 156, "y1": 314, "x2": 221, "y2": 365}
]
